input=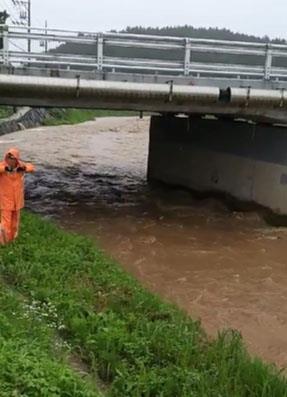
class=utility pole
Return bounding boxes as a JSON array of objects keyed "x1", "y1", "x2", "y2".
[
  {"x1": 12, "y1": 0, "x2": 32, "y2": 52},
  {"x1": 45, "y1": 19, "x2": 48, "y2": 53},
  {"x1": 27, "y1": 0, "x2": 31, "y2": 52}
]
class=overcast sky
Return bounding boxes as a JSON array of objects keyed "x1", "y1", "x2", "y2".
[{"x1": 4, "y1": 0, "x2": 287, "y2": 39}]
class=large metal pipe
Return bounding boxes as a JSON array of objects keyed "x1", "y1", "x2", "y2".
[
  {"x1": 1, "y1": 74, "x2": 287, "y2": 121},
  {"x1": 0, "y1": 74, "x2": 220, "y2": 105},
  {"x1": 230, "y1": 87, "x2": 287, "y2": 107}
]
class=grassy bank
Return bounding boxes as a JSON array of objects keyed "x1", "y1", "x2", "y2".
[
  {"x1": 44, "y1": 109, "x2": 140, "y2": 126},
  {"x1": 0, "y1": 106, "x2": 15, "y2": 120},
  {"x1": 0, "y1": 212, "x2": 287, "y2": 396},
  {"x1": 0, "y1": 280, "x2": 100, "y2": 396}
]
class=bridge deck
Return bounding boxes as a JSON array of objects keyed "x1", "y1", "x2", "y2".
[
  {"x1": 1, "y1": 25, "x2": 287, "y2": 88},
  {"x1": 1, "y1": 25, "x2": 287, "y2": 123}
]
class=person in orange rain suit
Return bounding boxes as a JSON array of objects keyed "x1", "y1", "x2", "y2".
[{"x1": 0, "y1": 148, "x2": 35, "y2": 245}]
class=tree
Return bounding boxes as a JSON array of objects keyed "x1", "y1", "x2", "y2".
[
  {"x1": 0, "y1": 10, "x2": 9, "y2": 50},
  {"x1": 0, "y1": 10, "x2": 9, "y2": 24}
]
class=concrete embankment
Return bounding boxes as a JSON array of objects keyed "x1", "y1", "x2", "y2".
[
  {"x1": 148, "y1": 115, "x2": 287, "y2": 216},
  {"x1": 0, "y1": 107, "x2": 47, "y2": 135}
]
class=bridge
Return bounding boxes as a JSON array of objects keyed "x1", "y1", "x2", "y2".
[
  {"x1": 1, "y1": 25, "x2": 287, "y2": 123},
  {"x1": 2, "y1": 24, "x2": 287, "y2": 216}
]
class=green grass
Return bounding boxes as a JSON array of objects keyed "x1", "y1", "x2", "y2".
[
  {"x1": 0, "y1": 281, "x2": 100, "y2": 396},
  {"x1": 0, "y1": 212, "x2": 287, "y2": 396},
  {"x1": 43, "y1": 108, "x2": 140, "y2": 126},
  {"x1": 0, "y1": 106, "x2": 15, "y2": 119}
]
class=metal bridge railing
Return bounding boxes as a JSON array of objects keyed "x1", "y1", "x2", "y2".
[{"x1": 1, "y1": 25, "x2": 287, "y2": 81}]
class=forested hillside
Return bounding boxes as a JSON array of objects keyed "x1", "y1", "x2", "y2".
[{"x1": 51, "y1": 25, "x2": 287, "y2": 67}]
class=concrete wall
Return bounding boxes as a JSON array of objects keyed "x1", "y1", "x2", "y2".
[
  {"x1": 148, "y1": 115, "x2": 287, "y2": 215},
  {"x1": 0, "y1": 107, "x2": 47, "y2": 136}
]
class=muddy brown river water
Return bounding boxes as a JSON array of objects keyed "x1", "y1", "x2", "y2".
[{"x1": 1, "y1": 117, "x2": 287, "y2": 368}]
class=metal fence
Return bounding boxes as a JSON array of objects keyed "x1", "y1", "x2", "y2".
[{"x1": 1, "y1": 25, "x2": 287, "y2": 81}]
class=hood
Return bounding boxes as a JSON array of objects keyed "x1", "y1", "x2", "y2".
[{"x1": 4, "y1": 148, "x2": 20, "y2": 164}]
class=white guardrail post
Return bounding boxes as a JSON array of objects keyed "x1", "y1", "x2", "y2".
[
  {"x1": 264, "y1": 43, "x2": 272, "y2": 80},
  {"x1": 3, "y1": 25, "x2": 287, "y2": 82},
  {"x1": 97, "y1": 33, "x2": 104, "y2": 71},
  {"x1": 184, "y1": 38, "x2": 191, "y2": 76}
]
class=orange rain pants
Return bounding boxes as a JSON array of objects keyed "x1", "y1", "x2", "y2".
[
  {"x1": 0, "y1": 210, "x2": 20, "y2": 243},
  {"x1": 0, "y1": 148, "x2": 35, "y2": 245}
]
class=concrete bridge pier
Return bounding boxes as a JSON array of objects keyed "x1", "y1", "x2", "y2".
[{"x1": 148, "y1": 115, "x2": 287, "y2": 215}]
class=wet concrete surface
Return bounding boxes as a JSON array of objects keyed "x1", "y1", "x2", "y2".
[{"x1": 1, "y1": 116, "x2": 287, "y2": 368}]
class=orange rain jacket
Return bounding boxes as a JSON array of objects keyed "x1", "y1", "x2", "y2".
[{"x1": 0, "y1": 148, "x2": 35, "y2": 210}]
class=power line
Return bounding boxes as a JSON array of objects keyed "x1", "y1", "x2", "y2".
[
  {"x1": 14, "y1": 0, "x2": 43, "y2": 27},
  {"x1": 0, "y1": 0, "x2": 21, "y2": 23},
  {"x1": 8, "y1": 0, "x2": 31, "y2": 51},
  {"x1": 0, "y1": 0, "x2": 30, "y2": 55},
  {"x1": 2, "y1": 0, "x2": 44, "y2": 30},
  {"x1": 9, "y1": 39, "x2": 25, "y2": 51},
  {"x1": 8, "y1": 2, "x2": 28, "y2": 26},
  {"x1": 2, "y1": 0, "x2": 48, "y2": 54},
  {"x1": 1, "y1": 0, "x2": 15, "y2": 16},
  {"x1": 11, "y1": 0, "x2": 29, "y2": 26}
]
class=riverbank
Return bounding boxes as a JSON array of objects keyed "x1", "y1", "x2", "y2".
[
  {"x1": 0, "y1": 106, "x2": 140, "y2": 134},
  {"x1": 43, "y1": 108, "x2": 141, "y2": 126},
  {"x1": 1, "y1": 211, "x2": 286, "y2": 396},
  {"x1": 2, "y1": 117, "x2": 287, "y2": 369},
  {"x1": 0, "y1": 106, "x2": 14, "y2": 119}
]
